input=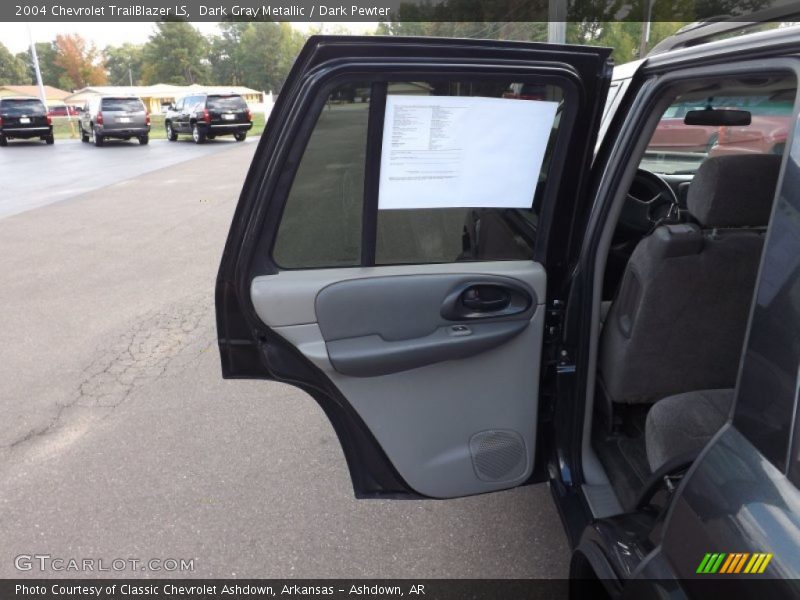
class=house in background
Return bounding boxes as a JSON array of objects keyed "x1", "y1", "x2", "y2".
[
  {"x1": 64, "y1": 84, "x2": 265, "y2": 114},
  {"x1": 0, "y1": 85, "x2": 72, "y2": 107}
]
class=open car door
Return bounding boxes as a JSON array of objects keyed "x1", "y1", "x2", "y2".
[{"x1": 216, "y1": 36, "x2": 611, "y2": 499}]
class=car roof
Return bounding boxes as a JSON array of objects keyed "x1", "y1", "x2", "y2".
[
  {"x1": 648, "y1": 5, "x2": 800, "y2": 56},
  {"x1": 613, "y1": 22, "x2": 800, "y2": 83},
  {"x1": 181, "y1": 92, "x2": 242, "y2": 97},
  {"x1": 0, "y1": 96, "x2": 45, "y2": 102}
]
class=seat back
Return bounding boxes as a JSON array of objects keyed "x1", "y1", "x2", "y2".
[{"x1": 599, "y1": 154, "x2": 782, "y2": 405}]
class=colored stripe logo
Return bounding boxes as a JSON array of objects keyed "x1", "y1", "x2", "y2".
[{"x1": 697, "y1": 552, "x2": 773, "y2": 574}]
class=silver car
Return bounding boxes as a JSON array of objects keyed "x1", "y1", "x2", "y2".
[{"x1": 79, "y1": 96, "x2": 150, "y2": 147}]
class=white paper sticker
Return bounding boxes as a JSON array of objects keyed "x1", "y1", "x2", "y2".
[{"x1": 378, "y1": 94, "x2": 558, "y2": 210}]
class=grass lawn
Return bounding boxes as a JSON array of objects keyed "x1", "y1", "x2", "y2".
[{"x1": 51, "y1": 113, "x2": 266, "y2": 140}]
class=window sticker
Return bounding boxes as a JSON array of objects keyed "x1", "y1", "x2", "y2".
[{"x1": 378, "y1": 94, "x2": 558, "y2": 210}]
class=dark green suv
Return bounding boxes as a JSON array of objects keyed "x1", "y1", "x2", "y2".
[{"x1": 164, "y1": 93, "x2": 253, "y2": 144}]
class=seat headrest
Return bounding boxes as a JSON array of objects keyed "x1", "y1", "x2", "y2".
[{"x1": 687, "y1": 154, "x2": 782, "y2": 228}]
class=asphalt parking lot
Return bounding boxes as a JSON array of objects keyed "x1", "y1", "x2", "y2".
[
  {"x1": 0, "y1": 136, "x2": 257, "y2": 219},
  {"x1": 0, "y1": 140, "x2": 569, "y2": 578}
]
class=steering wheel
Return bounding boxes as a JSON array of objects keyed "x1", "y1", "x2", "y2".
[{"x1": 618, "y1": 169, "x2": 681, "y2": 235}]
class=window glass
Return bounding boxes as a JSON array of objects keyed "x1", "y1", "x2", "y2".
[
  {"x1": 642, "y1": 88, "x2": 796, "y2": 176},
  {"x1": 208, "y1": 95, "x2": 247, "y2": 110},
  {"x1": 1, "y1": 99, "x2": 46, "y2": 116},
  {"x1": 101, "y1": 98, "x2": 143, "y2": 112},
  {"x1": 272, "y1": 79, "x2": 564, "y2": 269},
  {"x1": 735, "y1": 109, "x2": 800, "y2": 473},
  {"x1": 273, "y1": 82, "x2": 369, "y2": 268},
  {"x1": 184, "y1": 96, "x2": 200, "y2": 110},
  {"x1": 376, "y1": 80, "x2": 562, "y2": 265}
]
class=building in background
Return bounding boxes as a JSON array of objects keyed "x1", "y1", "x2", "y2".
[
  {"x1": 0, "y1": 84, "x2": 71, "y2": 109},
  {"x1": 64, "y1": 84, "x2": 265, "y2": 114}
]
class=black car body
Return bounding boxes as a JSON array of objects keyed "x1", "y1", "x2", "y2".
[
  {"x1": 215, "y1": 18, "x2": 800, "y2": 599},
  {"x1": 0, "y1": 97, "x2": 53, "y2": 146},
  {"x1": 164, "y1": 93, "x2": 253, "y2": 144}
]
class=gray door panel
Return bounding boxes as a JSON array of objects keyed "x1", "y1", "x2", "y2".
[
  {"x1": 324, "y1": 320, "x2": 530, "y2": 377},
  {"x1": 251, "y1": 261, "x2": 546, "y2": 498},
  {"x1": 315, "y1": 272, "x2": 537, "y2": 377}
]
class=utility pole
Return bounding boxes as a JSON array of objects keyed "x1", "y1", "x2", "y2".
[
  {"x1": 128, "y1": 66, "x2": 134, "y2": 87},
  {"x1": 548, "y1": 0, "x2": 567, "y2": 44},
  {"x1": 27, "y1": 23, "x2": 47, "y2": 107},
  {"x1": 639, "y1": 0, "x2": 653, "y2": 58}
]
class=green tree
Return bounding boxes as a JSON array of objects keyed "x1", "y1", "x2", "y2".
[
  {"x1": 567, "y1": 21, "x2": 689, "y2": 62},
  {"x1": 105, "y1": 43, "x2": 144, "y2": 86},
  {"x1": 0, "y1": 42, "x2": 27, "y2": 85},
  {"x1": 376, "y1": 21, "x2": 547, "y2": 42},
  {"x1": 208, "y1": 22, "x2": 249, "y2": 86},
  {"x1": 15, "y1": 42, "x2": 65, "y2": 87},
  {"x1": 141, "y1": 22, "x2": 210, "y2": 84},
  {"x1": 238, "y1": 22, "x2": 306, "y2": 93}
]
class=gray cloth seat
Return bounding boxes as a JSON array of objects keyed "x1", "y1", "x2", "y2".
[
  {"x1": 599, "y1": 154, "x2": 781, "y2": 405},
  {"x1": 645, "y1": 388, "x2": 734, "y2": 471}
]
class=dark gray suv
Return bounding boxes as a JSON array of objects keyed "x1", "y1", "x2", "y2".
[
  {"x1": 216, "y1": 16, "x2": 800, "y2": 598},
  {"x1": 79, "y1": 96, "x2": 150, "y2": 147}
]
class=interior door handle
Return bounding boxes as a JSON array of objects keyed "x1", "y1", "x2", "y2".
[
  {"x1": 440, "y1": 280, "x2": 534, "y2": 320},
  {"x1": 461, "y1": 286, "x2": 511, "y2": 312}
]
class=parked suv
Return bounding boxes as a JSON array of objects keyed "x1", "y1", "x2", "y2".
[
  {"x1": 0, "y1": 97, "x2": 53, "y2": 146},
  {"x1": 79, "y1": 96, "x2": 150, "y2": 147},
  {"x1": 164, "y1": 93, "x2": 252, "y2": 144},
  {"x1": 218, "y1": 16, "x2": 800, "y2": 598}
]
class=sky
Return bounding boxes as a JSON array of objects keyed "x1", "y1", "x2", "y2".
[{"x1": 0, "y1": 21, "x2": 378, "y2": 54}]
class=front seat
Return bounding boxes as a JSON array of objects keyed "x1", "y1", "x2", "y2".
[
  {"x1": 599, "y1": 154, "x2": 781, "y2": 406},
  {"x1": 645, "y1": 388, "x2": 733, "y2": 471}
]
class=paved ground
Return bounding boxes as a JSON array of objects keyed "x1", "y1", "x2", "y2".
[
  {"x1": 0, "y1": 137, "x2": 256, "y2": 219},
  {"x1": 0, "y1": 142, "x2": 569, "y2": 578}
]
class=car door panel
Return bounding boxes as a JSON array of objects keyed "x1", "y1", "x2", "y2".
[
  {"x1": 251, "y1": 261, "x2": 544, "y2": 498},
  {"x1": 217, "y1": 36, "x2": 611, "y2": 499}
]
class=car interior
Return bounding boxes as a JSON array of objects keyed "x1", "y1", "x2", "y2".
[{"x1": 590, "y1": 74, "x2": 796, "y2": 511}]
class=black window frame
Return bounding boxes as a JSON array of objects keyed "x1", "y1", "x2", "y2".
[{"x1": 255, "y1": 63, "x2": 583, "y2": 274}]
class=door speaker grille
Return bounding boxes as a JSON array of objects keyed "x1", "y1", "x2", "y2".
[{"x1": 469, "y1": 430, "x2": 526, "y2": 482}]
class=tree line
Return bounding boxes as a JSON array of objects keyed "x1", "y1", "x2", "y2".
[
  {"x1": 0, "y1": 20, "x2": 689, "y2": 94},
  {"x1": 0, "y1": 21, "x2": 306, "y2": 94}
]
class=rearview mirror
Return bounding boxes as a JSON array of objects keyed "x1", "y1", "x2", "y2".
[{"x1": 684, "y1": 109, "x2": 752, "y2": 126}]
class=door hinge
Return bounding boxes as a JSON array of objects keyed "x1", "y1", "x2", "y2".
[
  {"x1": 544, "y1": 299, "x2": 576, "y2": 372},
  {"x1": 544, "y1": 298, "x2": 565, "y2": 344}
]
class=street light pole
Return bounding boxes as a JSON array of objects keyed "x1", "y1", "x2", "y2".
[
  {"x1": 27, "y1": 23, "x2": 47, "y2": 107},
  {"x1": 639, "y1": 0, "x2": 653, "y2": 58},
  {"x1": 548, "y1": 0, "x2": 566, "y2": 44}
]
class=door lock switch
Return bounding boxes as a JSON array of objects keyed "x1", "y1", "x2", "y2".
[{"x1": 449, "y1": 325, "x2": 472, "y2": 337}]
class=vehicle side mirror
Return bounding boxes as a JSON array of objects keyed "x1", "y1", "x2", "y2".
[{"x1": 684, "y1": 108, "x2": 752, "y2": 126}]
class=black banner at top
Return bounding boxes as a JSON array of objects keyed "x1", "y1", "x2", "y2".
[{"x1": 3, "y1": 0, "x2": 800, "y2": 23}]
